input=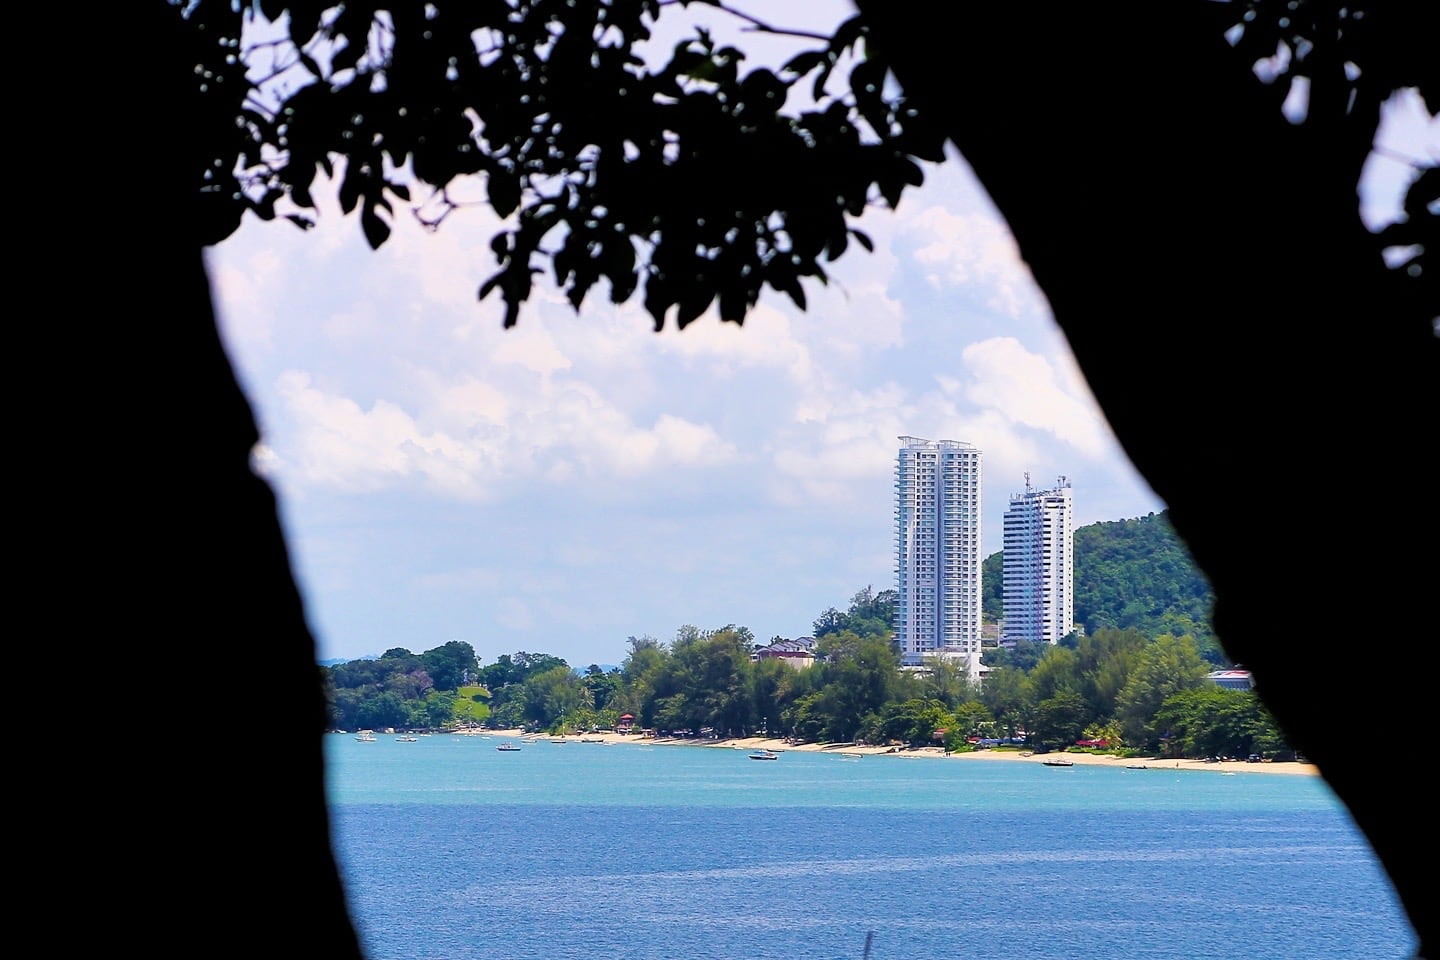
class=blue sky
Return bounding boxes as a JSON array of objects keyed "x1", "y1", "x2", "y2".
[{"x1": 207, "y1": 2, "x2": 1434, "y2": 667}]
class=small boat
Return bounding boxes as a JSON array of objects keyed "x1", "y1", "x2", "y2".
[
  {"x1": 748, "y1": 750, "x2": 779, "y2": 761},
  {"x1": 395, "y1": 735, "x2": 418, "y2": 743},
  {"x1": 496, "y1": 742, "x2": 521, "y2": 752},
  {"x1": 1041, "y1": 757, "x2": 1074, "y2": 767},
  {"x1": 1124, "y1": 763, "x2": 1148, "y2": 770},
  {"x1": 355, "y1": 730, "x2": 377, "y2": 743}
]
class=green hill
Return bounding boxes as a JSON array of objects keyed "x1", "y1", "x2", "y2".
[{"x1": 984, "y1": 510, "x2": 1221, "y2": 662}]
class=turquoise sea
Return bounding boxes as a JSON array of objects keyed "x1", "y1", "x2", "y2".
[{"x1": 325, "y1": 734, "x2": 1418, "y2": 960}]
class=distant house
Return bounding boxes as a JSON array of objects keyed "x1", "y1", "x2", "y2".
[
  {"x1": 901, "y1": 648, "x2": 990, "y2": 687},
  {"x1": 616, "y1": 713, "x2": 635, "y2": 733},
  {"x1": 1207, "y1": 668, "x2": 1254, "y2": 690},
  {"x1": 751, "y1": 637, "x2": 817, "y2": 670}
]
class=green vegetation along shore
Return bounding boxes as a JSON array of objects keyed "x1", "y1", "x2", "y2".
[{"x1": 326, "y1": 511, "x2": 1280, "y2": 761}]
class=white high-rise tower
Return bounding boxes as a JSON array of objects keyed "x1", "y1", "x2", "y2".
[
  {"x1": 1001, "y1": 475, "x2": 1074, "y2": 645},
  {"x1": 894, "y1": 437, "x2": 983, "y2": 668}
]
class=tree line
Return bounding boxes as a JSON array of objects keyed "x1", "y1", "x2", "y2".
[{"x1": 324, "y1": 590, "x2": 1285, "y2": 761}]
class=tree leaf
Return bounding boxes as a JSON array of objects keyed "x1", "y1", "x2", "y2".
[
  {"x1": 360, "y1": 203, "x2": 390, "y2": 249},
  {"x1": 338, "y1": 172, "x2": 360, "y2": 215},
  {"x1": 781, "y1": 50, "x2": 827, "y2": 78},
  {"x1": 488, "y1": 171, "x2": 521, "y2": 218}
]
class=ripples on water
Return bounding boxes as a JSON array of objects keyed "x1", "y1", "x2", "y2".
[{"x1": 326, "y1": 736, "x2": 1415, "y2": 960}]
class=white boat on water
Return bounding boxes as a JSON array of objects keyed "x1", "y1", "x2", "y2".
[
  {"x1": 748, "y1": 749, "x2": 779, "y2": 761},
  {"x1": 355, "y1": 730, "x2": 377, "y2": 743},
  {"x1": 395, "y1": 735, "x2": 418, "y2": 743},
  {"x1": 497, "y1": 742, "x2": 521, "y2": 752}
]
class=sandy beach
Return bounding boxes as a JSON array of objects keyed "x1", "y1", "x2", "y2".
[{"x1": 467, "y1": 728, "x2": 1321, "y2": 776}]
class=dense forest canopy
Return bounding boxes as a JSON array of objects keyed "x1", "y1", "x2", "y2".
[
  {"x1": 329, "y1": 620, "x2": 1282, "y2": 761},
  {"x1": 981, "y1": 511, "x2": 1217, "y2": 658}
]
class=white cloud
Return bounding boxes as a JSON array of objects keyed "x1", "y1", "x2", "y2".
[
  {"x1": 495, "y1": 596, "x2": 535, "y2": 631},
  {"x1": 902, "y1": 206, "x2": 1042, "y2": 320},
  {"x1": 954, "y1": 337, "x2": 1113, "y2": 457},
  {"x1": 209, "y1": 247, "x2": 286, "y2": 352},
  {"x1": 486, "y1": 321, "x2": 575, "y2": 377},
  {"x1": 650, "y1": 302, "x2": 815, "y2": 383},
  {"x1": 207, "y1": 92, "x2": 1167, "y2": 665},
  {"x1": 275, "y1": 369, "x2": 498, "y2": 498}
]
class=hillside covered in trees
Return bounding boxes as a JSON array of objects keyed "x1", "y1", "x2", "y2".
[
  {"x1": 1072, "y1": 512, "x2": 1216, "y2": 655},
  {"x1": 984, "y1": 510, "x2": 1216, "y2": 659}
]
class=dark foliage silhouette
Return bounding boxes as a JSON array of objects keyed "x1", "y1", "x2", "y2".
[{"x1": 55, "y1": 2, "x2": 1433, "y2": 957}]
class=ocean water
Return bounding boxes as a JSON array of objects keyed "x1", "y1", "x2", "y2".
[{"x1": 325, "y1": 735, "x2": 1417, "y2": 960}]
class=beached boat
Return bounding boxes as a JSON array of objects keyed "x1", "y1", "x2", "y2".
[
  {"x1": 1041, "y1": 757, "x2": 1074, "y2": 767},
  {"x1": 497, "y1": 742, "x2": 521, "y2": 752},
  {"x1": 748, "y1": 750, "x2": 779, "y2": 761},
  {"x1": 1125, "y1": 763, "x2": 1148, "y2": 770}
]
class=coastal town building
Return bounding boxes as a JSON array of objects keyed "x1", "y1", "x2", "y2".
[
  {"x1": 893, "y1": 437, "x2": 983, "y2": 670},
  {"x1": 1001, "y1": 475, "x2": 1074, "y2": 646},
  {"x1": 1207, "y1": 668, "x2": 1254, "y2": 690},
  {"x1": 751, "y1": 637, "x2": 818, "y2": 670}
]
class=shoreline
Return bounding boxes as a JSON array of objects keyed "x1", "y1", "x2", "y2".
[{"x1": 455, "y1": 728, "x2": 1321, "y2": 776}]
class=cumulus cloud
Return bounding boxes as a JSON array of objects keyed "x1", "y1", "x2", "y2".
[
  {"x1": 952, "y1": 337, "x2": 1113, "y2": 456},
  {"x1": 265, "y1": 355, "x2": 741, "y2": 503},
  {"x1": 207, "y1": 113, "x2": 1165, "y2": 665},
  {"x1": 901, "y1": 206, "x2": 1043, "y2": 320},
  {"x1": 275, "y1": 369, "x2": 498, "y2": 498},
  {"x1": 650, "y1": 302, "x2": 815, "y2": 383}
]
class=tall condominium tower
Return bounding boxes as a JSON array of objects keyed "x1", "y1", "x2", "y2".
[
  {"x1": 1001, "y1": 475, "x2": 1074, "y2": 646},
  {"x1": 894, "y1": 437, "x2": 983, "y2": 668}
]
